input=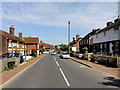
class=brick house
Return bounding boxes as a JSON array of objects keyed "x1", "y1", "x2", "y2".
[
  {"x1": 93, "y1": 18, "x2": 120, "y2": 55},
  {"x1": 80, "y1": 29, "x2": 98, "y2": 53},
  {"x1": 23, "y1": 37, "x2": 39, "y2": 56},
  {"x1": 70, "y1": 34, "x2": 82, "y2": 52},
  {"x1": 39, "y1": 41, "x2": 54, "y2": 51},
  {"x1": 0, "y1": 25, "x2": 25, "y2": 55}
]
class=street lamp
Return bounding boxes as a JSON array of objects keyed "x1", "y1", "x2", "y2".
[{"x1": 68, "y1": 21, "x2": 70, "y2": 54}]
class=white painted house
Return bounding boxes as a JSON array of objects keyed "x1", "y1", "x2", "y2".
[{"x1": 93, "y1": 18, "x2": 120, "y2": 55}]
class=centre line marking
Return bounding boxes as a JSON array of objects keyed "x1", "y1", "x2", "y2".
[
  {"x1": 56, "y1": 61, "x2": 59, "y2": 66},
  {"x1": 53, "y1": 56, "x2": 56, "y2": 61},
  {"x1": 59, "y1": 68, "x2": 70, "y2": 87}
]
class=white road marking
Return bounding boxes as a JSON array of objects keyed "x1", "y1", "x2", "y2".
[
  {"x1": 59, "y1": 68, "x2": 70, "y2": 87},
  {"x1": 53, "y1": 56, "x2": 56, "y2": 61},
  {"x1": 79, "y1": 65, "x2": 87, "y2": 68},
  {"x1": 56, "y1": 61, "x2": 59, "y2": 66}
]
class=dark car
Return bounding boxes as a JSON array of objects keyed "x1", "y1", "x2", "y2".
[
  {"x1": 0, "y1": 53, "x2": 15, "y2": 69},
  {"x1": 0, "y1": 53, "x2": 13, "y2": 58},
  {"x1": 14, "y1": 53, "x2": 24, "y2": 63}
]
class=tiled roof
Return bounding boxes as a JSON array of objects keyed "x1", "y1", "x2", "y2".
[
  {"x1": 0, "y1": 30, "x2": 25, "y2": 43},
  {"x1": 40, "y1": 43, "x2": 53, "y2": 48},
  {"x1": 95, "y1": 20, "x2": 120, "y2": 34},
  {"x1": 23, "y1": 37, "x2": 39, "y2": 44}
]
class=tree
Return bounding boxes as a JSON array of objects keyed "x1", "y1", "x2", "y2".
[
  {"x1": 54, "y1": 45, "x2": 58, "y2": 51},
  {"x1": 60, "y1": 44, "x2": 69, "y2": 52},
  {"x1": 31, "y1": 49, "x2": 37, "y2": 57}
]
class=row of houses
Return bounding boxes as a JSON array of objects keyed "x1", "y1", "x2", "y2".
[
  {"x1": 0, "y1": 25, "x2": 54, "y2": 56},
  {"x1": 71, "y1": 17, "x2": 120, "y2": 56}
]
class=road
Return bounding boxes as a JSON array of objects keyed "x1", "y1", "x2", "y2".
[{"x1": 2, "y1": 54, "x2": 119, "y2": 88}]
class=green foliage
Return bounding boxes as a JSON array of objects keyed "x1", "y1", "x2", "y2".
[
  {"x1": 40, "y1": 49, "x2": 44, "y2": 54},
  {"x1": 32, "y1": 49, "x2": 37, "y2": 54},
  {"x1": 60, "y1": 44, "x2": 69, "y2": 51},
  {"x1": 4, "y1": 67, "x2": 10, "y2": 71},
  {"x1": 26, "y1": 57, "x2": 34, "y2": 62},
  {"x1": 82, "y1": 47, "x2": 88, "y2": 53},
  {"x1": 70, "y1": 51, "x2": 75, "y2": 57},
  {"x1": 54, "y1": 45, "x2": 59, "y2": 51},
  {"x1": 15, "y1": 49, "x2": 20, "y2": 53}
]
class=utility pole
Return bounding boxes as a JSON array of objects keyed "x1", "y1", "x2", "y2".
[{"x1": 68, "y1": 21, "x2": 70, "y2": 54}]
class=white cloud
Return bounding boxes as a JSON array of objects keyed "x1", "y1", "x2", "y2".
[{"x1": 2, "y1": 2, "x2": 118, "y2": 31}]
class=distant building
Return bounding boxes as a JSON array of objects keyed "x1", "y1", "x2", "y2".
[
  {"x1": 0, "y1": 26, "x2": 25, "y2": 55},
  {"x1": 93, "y1": 18, "x2": 120, "y2": 55},
  {"x1": 70, "y1": 34, "x2": 82, "y2": 52},
  {"x1": 39, "y1": 41, "x2": 54, "y2": 51}
]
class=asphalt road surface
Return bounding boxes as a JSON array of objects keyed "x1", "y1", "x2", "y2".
[{"x1": 2, "y1": 54, "x2": 119, "y2": 88}]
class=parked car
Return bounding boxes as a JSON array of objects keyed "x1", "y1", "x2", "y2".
[
  {"x1": 60, "y1": 52, "x2": 70, "y2": 59},
  {"x1": 0, "y1": 53, "x2": 15, "y2": 69},
  {"x1": 0, "y1": 53, "x2": 13, "y2": 58},
  {"x1": 14, "y1": 53, "x2": 24, "y2": 63},
  {"x1": 43, "y1": 51, "x2": 49, "y2": 54},
  {"x1": 79, "y1": 54, "x2": 83, "y2": 58},
  {"x1": 51, "y1": 51, "x2": 57, "y2": 55}
]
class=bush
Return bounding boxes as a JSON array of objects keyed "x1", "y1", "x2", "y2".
[
  {"x1": 82, "y1": 47, "x2": 88, "y2": 53},
  {"x1": 4, "y1": 67, "x2": 10, "y2": 71},
  {"x1": 15, "y1": 49, "x2": 20, "y2": 53},
  {"x1": 26, "y1": 58, "x2": 34, "y2": 62},
  {"x1": 70, "y1": 51, "x2": 75, "y2": 57}
]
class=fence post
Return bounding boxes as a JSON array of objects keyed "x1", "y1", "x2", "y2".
[{"x1": 117, "y1": 57, "x2": 120, "y2": 67}]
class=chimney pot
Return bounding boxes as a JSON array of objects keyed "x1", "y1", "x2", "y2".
[
  {"x1": 106, "y1": 22, "x2": 113, "y2": 27},
  {"x1": 9, "y1": 25, "x2": 15, "y2": 35},
  {"x1": 76, "y1": 34, "x2": 80, "y2": 40},
  {"x1": 114, "y1": 18, "x2": 120, "y2": 23},
  {"x1": 19, "y1": 33, "x2": 22, "y2": 39}
]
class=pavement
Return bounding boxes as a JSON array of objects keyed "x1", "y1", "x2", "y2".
[
  {"x1": 1, "y1": 54, "x2": 119, "y2": 88},
  {"x1": 70, "y1": 57, "x2": 119, "y2": 79},
  {"x1": 0, "y1": 54, "x2": 46, "y2": 86}
]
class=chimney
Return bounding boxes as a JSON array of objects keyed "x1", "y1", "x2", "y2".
[
  {"x1": 92, "y1": 29, "x2": 97, "y2": 32},
  {"x1": 106, "y1": 22, "x2": 113, "y2": 27},
  {"x1": 19, "y1": 32, "x2": 22, "y2": 39},
  {"x1": 73, "y1": 37, "x2": 75, "y2": 42},
  {"x1": 9, "y1": 25, "x2": 15, "y2": 35},
  {"x1": 114, "y1": 18, "x2": 120, "y2": 23},
  {"x1": 76, "y1": 34, "x2": 80, "y2": 40},
  {"x1": 40, "y1": 40, "x2": 43, "y2": 43}
]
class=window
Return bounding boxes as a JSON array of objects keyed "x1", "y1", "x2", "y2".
[
  {"x1": 114, "y1": 25, "x2": 119, "y2": 30},
  {"x1": 13, "y1": 43, "x2": 17, "y2": 47},
  {"x1": 8, "y1": 43, "x2": 12, "y2": 47},
  {"x1": 104, "y1": 31, "x2": 106, "y2": 36},
  {"x1": 96, "y1": 34, "x2": 98, "y2": 38}
]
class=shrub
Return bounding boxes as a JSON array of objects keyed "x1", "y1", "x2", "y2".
[
  {"x1": 70, "y1": 51, "x2": 75, "y2": 57},
  {"x1": 4, "y1": 67, "x2": 10, "y2": 71},
  {"x1": 15, "y1": 49, "x2": 20, "y2": 53},
  {"x1": 26, "y1": 58, "x2": 34, "y2": 62},
  {"x1": 82, "y1": 47, "x2": 88, "y2": 53}
]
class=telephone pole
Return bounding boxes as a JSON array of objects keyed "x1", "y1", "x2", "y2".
[{"x1": 68, "y1": 21, "x2": 70, "y2": 54}]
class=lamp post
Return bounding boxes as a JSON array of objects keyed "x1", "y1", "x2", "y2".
[{"x1": 68, "y1": 21, "x2": 70, "y2": 54}]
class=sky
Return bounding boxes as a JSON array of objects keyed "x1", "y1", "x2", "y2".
[{"x1": 1, "y1": 1, "x2": 119, "y2": 45}]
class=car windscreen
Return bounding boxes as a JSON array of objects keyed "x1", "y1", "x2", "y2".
[{"x1": 14, "y1": 53, "x2": 19, "y2": 57}]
